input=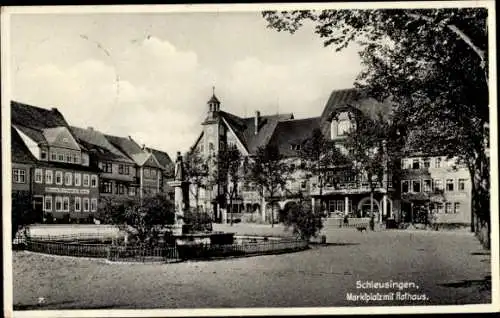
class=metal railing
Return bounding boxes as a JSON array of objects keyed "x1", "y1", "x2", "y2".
[{"x1": 21, "y1": 234, "x2": 308, "y2": 263}]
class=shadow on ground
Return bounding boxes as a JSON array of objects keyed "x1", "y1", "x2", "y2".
[{"x1": 471, "y1": 251, "x2": 490, "y2": 256}]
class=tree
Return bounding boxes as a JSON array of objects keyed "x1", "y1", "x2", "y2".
[
  {"x1": 246, "y1": 144, "x2": 293, "y2": 226},
  {"x1": 299, "y1": 128, "x2": 349, "y2": 214},
  {"x1": 344, "y1": 115, "x2": 387, "y2": 225},
  {"x1": 184, "y1": 148, "x2": 210, "y2": 211},
  {"x1": 216, "y1": 144, "x2": 243, "y2": 225},
  {"x1": 262, "y1": 8, "x2": 489, "y2": 241},
  {"x1": 97, "y1": 194, "x2": 175, "y2": 247},
  {"x1": 282, "y1": 197, "x2": 323, "y2": 241},
  {"x1": 11, "y1": 191, "x2": 37, "y2": 241}
]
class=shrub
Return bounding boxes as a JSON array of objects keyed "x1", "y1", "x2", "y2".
[{"x1": 282, "y1": 199, "x2": 323, "y2": 240}]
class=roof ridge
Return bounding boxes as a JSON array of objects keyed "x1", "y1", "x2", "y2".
[{"x1": 11, "y1": 100, "x2": 59, "y2": 113}]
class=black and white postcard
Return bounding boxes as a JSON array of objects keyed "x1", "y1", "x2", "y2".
[{"x1": 1, "y1": 2, "x2": 498, "y2": 317}]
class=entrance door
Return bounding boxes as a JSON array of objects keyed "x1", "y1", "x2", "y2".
[{"x1": 32, "y1": 196, "x2": 44, "y2": 223}]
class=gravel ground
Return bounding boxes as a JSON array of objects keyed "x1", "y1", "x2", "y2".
[{"x1": 13, "y1": 227, "x2": 491, "y2": 309}]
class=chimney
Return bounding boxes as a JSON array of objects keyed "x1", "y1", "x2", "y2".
[
  {"x1": 254, "y1": 110, "x2": 260, "y2": 135},
  {"x1": 142, "y1": 144, "x2": 146, "y2": 150}
]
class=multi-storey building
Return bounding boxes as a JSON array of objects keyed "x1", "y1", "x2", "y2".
[
  {"x1": 105, "y1": 134, "x2": 165, "y2": 198},
  {"x1": 145, "y1": 147, "x2": 175, "y2": 201},
  {"x1": 190, "y1": 89, "x2": 399, "y2": 224},
  {"x1": 190, "y1": 92, "x2": 294, "y2": 222},
  {"x1": 11, "y1": 101, "x2": 100, "y2": 222},
  {"x1": 71, "y1": 126, "x2": 139, "y2": 200},
  {"x1": 400, "y1": 153, "x2": 472, "y2": 226}
]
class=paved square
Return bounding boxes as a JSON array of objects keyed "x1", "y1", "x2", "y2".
[{"x1": 13, "y1": 227, "x2": 491, "y2": 309}]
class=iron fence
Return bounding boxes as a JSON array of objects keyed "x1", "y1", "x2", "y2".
[{"x1": 22, "y1": 234, "x2": 308, "y2": 263}]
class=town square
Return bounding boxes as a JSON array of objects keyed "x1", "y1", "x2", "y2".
[{"x1": 2, "y1": 2, "x2": 497, "y2": 316}]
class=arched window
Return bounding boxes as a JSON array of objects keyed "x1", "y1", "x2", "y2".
[{"x1": 337, "y1": 120, "x2": 352, "y2": 136}]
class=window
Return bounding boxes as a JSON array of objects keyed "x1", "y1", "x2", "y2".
[
  {"x1": 151, "y1": 169, "x2": 157, "y2": 177},
  {"x1": 401, "y1": 159, "x2": 407, "y2": 169},
  {"x1": 328, "y1": 200, "x2": 345, "y2": 213},
  {"x1": 436, "y1": 203, "x2": 444, "y2": 214},
  {"x1": 45, "y1": 170, "x2": 53, "y2": 184},
  {"x1": 83, "y1": 174, "x2": 90, "y2": 187},
  {"x1": 118, "y1": 164, "x2": 124, "y2": 174},
  {"x1": 75, "y1": 197, "x2": 81, "y2": 212},
  {"x1": 435, "y1": 157, "x2": 442, "y2": 168},
  {"x1": 63, "y1": 197, "x2": 69, "y2": 211},
  {"x1": 55, "y1": 196, "x2": 63, "y2": 211},
  {"x1": 301, "y1": 181, "x2": 307, "y2": 190},
  {"x1": 144, "y1": 168, "x2": 150, "y2": 177},
  {"x1": 102, "y1": 162, "x2": 113, "y2": 173},
  {"x1": 91, "y1": 175, "x2": 98, "y2": 188},
  {"x1": 55, "y1": 171, "x2": 63, "y2": 185},
  {"x1": 51, "y1": 152, "x2": 57, "y2": 161},
  {"x1": 102, "y1": 181, "x2": 113, "y2": 193},
  {"x1": 208, "y1": 142, "x2": 214, "y2": 152},
  {"x1": 90, "y1": 198, "x2": 97, "y2": 212},
  {"x1": 423, "y1": 180, "x2": 432, "y2": 192},
  {"x1": 337, "y1": 120, "x2": 351, "y2": 136},
  {"x1": 401, "y1": 180, "x2": 409, "y2": 193},
  {"x1": 74, "y1": 173, "x2": 81, "y2": 186},
  {"x1": 412, "y1": 180, "x2": 421, "y2": 193},
  {"x1": 41, "y1": 150, "x2": 47, "y2": 160},
  {"x1": 454, "y1": 202, "x2": 461, "y2": 214},
  {"x1": 412, "y1": 159, "x2": 420, "y2": 170},
  {"x1": 445, "y1": 202, "x2": 453, "y2": 214},
  {"x1": 44, "y1": 196, "x2": 52, "y2": 212},
  {"x1": 64, "y1": 172, "x2": 72, "y2": 186},
  {"x1": 34, "y1": 169, "x2": 43, "y2": 183},
  {"x1": 66, "y1": 154, "x2": 72, "y2": 163},
  {"x1": 129, "y1": 187, "x2": 136, "y2": 196},
  {"x1": 83, "y1": 198, "x2": 90, "y2": 212},
  {"x1": 117, "y1": 183, "x2": 126, "y2": 194},
  {"x1": 446, "y1": 179, "x2": 454, "y2": 192},
  {"x1": 58, "y1": 153, "x2": 64, "y2": 161},
  {"x1": 433, "y1": 179, "x2": 443, "y2": 191},
  {"x1": 73, "y1": 154, "x2": 79, "y2": 164},
  {"x1": 423, "y1": 158, "x2": 431, "y2": 168},
  {"x1": 458, "y1": 179, "x2": 466, "y2": 191}
]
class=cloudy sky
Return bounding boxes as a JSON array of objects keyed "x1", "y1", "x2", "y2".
[{"x1": 9, "y1": 9, "x2": 363, "y2": 158}]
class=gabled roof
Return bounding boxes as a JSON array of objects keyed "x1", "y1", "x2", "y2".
[
  {"x1": 219, "y1": 111, "x2": 294, "y2": 155},
  {"x1": 268, "y1": 117, "x2": 321, "y2": 158},
  {"x1": 319, "y1": 88, "x2": 393, "y2": 134},
  {"x1": 11, "y1": 101, "x2": 68, "y2": 129},
  {"x1": 105, "y1": 134, "x2": 144, "y2": 158},
  {"x1": 13, "y1": 125, "x2": 47, "y2": 145},
  {"x1": 71, "y1": 126, "x2": 134, "y2": 163},
  {"x1": 105, "y1": 134, "x2": 162, "y2": 168},
  {"x1": 11, "y1": 127, "x2": 37, "y2": 164},
  {"x1": 145, "y1": 147, "x2": 174, "y2": 174}
]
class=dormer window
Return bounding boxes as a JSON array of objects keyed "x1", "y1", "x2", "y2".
[
  {"x1": 337, "y1": 120, "x2": 352, "y2": 136},
  {"x1": 290, "y1": 144, "x2": 301, "y2": 151}
]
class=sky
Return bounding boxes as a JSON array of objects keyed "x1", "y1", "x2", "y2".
[{"x1": 9, "y1": 10, "x2": 364, "y2": 159}]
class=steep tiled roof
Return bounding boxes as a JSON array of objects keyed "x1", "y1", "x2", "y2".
[
  {"x1": 71, "y1": 126, "x2": 134, "y2": 163},
  {"x1": 105, "y1": 134, "x2": 161, "y2": 168},
  {"x1": 220, "y1": 111, "x2": 294, "y2": 155},
  {"x1": 11, "y1": 101, "x2": 68, "y2": 129},
  {"x1": 105, "y1": 134, "x2": 144, "y2": 158},
  {"x1": 13, "y1": 125, "x2": 46, "y2": 145},
  {"x1": 268, "y1": 117, "x2": 321, "y2": 158},
  {"x1": 11, "y1": 127, "x2": 37, "y2": 164},
  {"x1": 319, "y1": 88, "x2": 393, "y2": 135},
  {"x1": 146, "y1": 147, "x2": 174, "y2": 173}
]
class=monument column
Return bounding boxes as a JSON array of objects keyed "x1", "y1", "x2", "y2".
[{"x1": 168, "y1": 151, "x2": 189, "y2": 235}]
